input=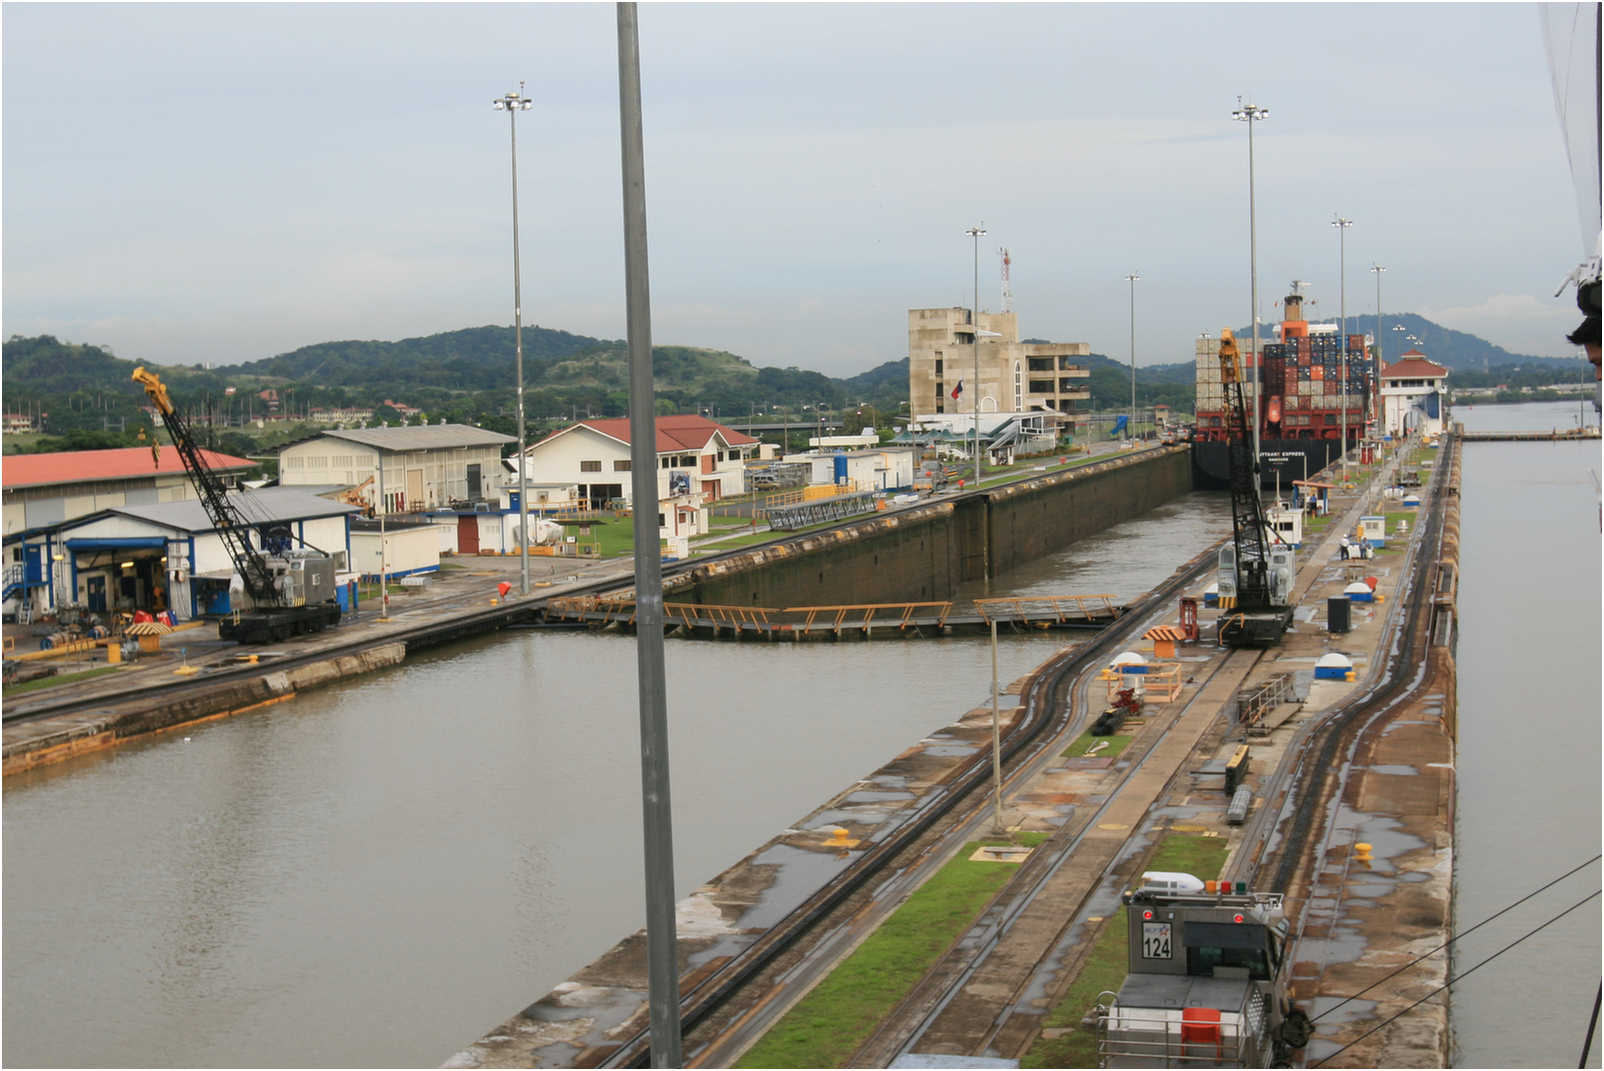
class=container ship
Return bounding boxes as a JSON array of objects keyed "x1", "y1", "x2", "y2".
[{"x1": 1192, "y1": 283, "x2": 1374, "y2": 491}]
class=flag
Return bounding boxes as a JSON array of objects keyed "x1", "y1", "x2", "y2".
[{"x1": 951, "y1": 379, "x2": 963, "y2": 401}]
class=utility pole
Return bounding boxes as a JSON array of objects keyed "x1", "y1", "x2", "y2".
[
  {"x1": 494, "y1": 83, "x2": 534, "y2": 596},
  {"x1": 965, "y1": 222, "x2": 987, "y2": 488},
  {"x1": 1333, "y1": 215, "x2": 1353, "y2": 481},
  {"x1": 1126, "y1": 272, "x2": 1141, "y2": 440},
  {"x1": 1371, "y1": 264, "x2": 1386, "y2": 434},
  {"x1": 617, "y1": 5, "x2": 681, "y2": 1065}
]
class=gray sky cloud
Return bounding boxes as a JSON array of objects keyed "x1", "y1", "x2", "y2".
[{"x1": 3, "y1": 3, "x2": 1590, "y2": 379}]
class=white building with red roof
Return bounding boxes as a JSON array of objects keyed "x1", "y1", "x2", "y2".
[
  {"x1": 1379, "y1": 351, "x2": 1450, "y2": 437},
  {"x1": 2, "y1": 445, "x2": 254, "y2": 538},
  {"x1": 522, "y1": 415, "x2": 759, "y2": 510}
]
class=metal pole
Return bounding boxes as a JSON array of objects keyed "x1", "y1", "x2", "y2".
[
  {"x1": 1371, "y1": 264, "x2": 1386, "y2": 436},
  {"x1": 496, "y1": 84, "x2": 534, "y2": 596},
  {"x1": 376, "y1": 449, "x2": 389, "y2": 621},
  {"x1": 1234, "y1": 100, "x2": 1269, "y2": 469},
  {"x1": 1333, "y1": 215, "x2": 1353, "y2": 481},
  {"x1": 1126, "y1": 273, "x2": 1141, "y2": 439},
  {"x1": 965, "y1": 222, "x2": 987, "y2": 487},
  {"x1": 990, "y1": 618, "x2": 1004, "y2": 834},
  {"x1": 616, "y1": 6, "x2": 681, "y2": 1065}
]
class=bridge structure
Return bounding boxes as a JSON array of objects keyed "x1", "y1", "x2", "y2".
[{"x1": 540, "y1": 592, "x2": 1124, "y2": 640}]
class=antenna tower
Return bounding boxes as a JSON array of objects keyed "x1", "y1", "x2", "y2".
[{"x1": 998, "y1": 247, "x2": 1013, "y2": 313}]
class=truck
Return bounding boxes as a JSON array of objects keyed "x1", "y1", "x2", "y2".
[{"x1": 132, "y1": 367, "x2": 342, "y2": 644}]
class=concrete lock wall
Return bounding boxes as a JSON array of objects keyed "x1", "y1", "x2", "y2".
[{"x1": 675, "y1": 447, "x2": 1192, "y2": 607}]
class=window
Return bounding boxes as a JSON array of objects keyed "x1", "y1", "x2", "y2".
[
  {"x1": 580, "y1": 460, "x2": 602, "y2": 473},
  {"x1": 935, "y1": 359, "x2": 944, "y2": 375},
  {"x1": 661, "y1": 457, "x2": 672, "y2": 469},
  {"x1": 613, "y1": 460, "x2": 631, "y2": 472}
]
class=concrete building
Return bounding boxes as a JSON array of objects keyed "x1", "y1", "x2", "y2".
[
  {"x1": 1379, "y1": 351, "x2": 1449, "y2": 438},
  {"x1": 521, "y1": 415, "x2": 758, "y2": 508},
  {"x1": 5, "y1": 487, "x2": 356, "y2": 622},
  {"x1": 907, "y1": 307, "x2": 1091, "y2": 420},
  {"x1": 2, "y1": 445, "x2": 254, "y2": 538},
  {"x1": 276, "y1": 425, "x2": 516, "y2": 514}
]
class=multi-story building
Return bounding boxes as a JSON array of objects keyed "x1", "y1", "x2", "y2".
[{"x1": 907, "y1": 308, "x2": 1091, "y2": 419}]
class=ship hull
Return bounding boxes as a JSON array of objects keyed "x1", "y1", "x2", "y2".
[{"x1": 1190, "y1": 438, "x2": 1344, "y2": 492}]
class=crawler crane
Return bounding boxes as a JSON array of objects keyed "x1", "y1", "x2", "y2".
[{"x1": 133, "y1": 367, "x2": 341, "y2": 644}]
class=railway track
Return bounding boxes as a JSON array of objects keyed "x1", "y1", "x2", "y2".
[
  {"x1": 657, "y1": 445, "x2": 1453, "y2": 1069},
  {"x1": 598, "y1": 543, "x2": 1226, "y2": 1069}
]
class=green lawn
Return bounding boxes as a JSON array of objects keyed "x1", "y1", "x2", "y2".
[
  {"x1": 3, "y1": 664, "x2": 124, "y2": 697},
  {"x1": 1062, "y1": 730, "x2": 1134, "y2": 761},
  {"x1": 737, "y1": 832, "x2": 1050, "y2": 1069},
  {"x1": 1021, "y1": 832, "x2": 1230, "y2": 1069}
]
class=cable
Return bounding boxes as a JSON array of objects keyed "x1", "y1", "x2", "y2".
[
  {"x1": 1311, "y1": 890, "x2": 1600, "y2": 1067},
  {"x1": 1312, "y1": 854, "x2": 1602, "y2": 1023},
  {"x1": 1581, "y1": 981, "x2": 1601, "y2": 1069}
]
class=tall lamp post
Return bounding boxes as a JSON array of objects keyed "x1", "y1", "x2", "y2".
[
  {"x1": 1332, "y1": 215, "x2": 1353, "y2": 480},
  {"x1": 1370, "y1": 264, "x2": 1386, "y2": 433},
  {"x1": 965, "y1": 223, "x2": 988, "y2": 487},
  {"x1": 495, "y1": 83, "x2": 534, "y2": 596},
  {"x1": 1233, "y1": 99, "x2": 1269, "y2": 466},
  {"x1": 1125, "y1": 272, "x2": 1141, "y2": 440}
]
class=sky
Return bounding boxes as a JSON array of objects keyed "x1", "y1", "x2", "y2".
[{"x1": 3, "y1": 3, "x2": 1595, "y2": 381}]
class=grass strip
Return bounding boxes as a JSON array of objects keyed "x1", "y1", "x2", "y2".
[
  {"x1": 736, "y1": 832, "x2": 1049, "y2": 1069},
  {"x1": 3, "y1": 664, "x2": 124, "y2": 697},
  {"x1": 1062, "y1": 729, "x2": 1134, "y2": 761},
  {"x1": 1021, "y1": 832, "x2": 1230, "y2": 1069}
]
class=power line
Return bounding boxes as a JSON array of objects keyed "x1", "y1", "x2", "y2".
[
  {"x1": 1313, "y1": 854, "x2": 1602, "y2": 1024},
  {"x1": 1311, "y1": 890, "x2": 1600, "y2": 1067}
]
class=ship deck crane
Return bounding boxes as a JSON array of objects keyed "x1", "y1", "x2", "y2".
[
  {"x1": 1214, "y1": 330, "x2": 1295, "y2": 647},
  {"x1": 133, "y1": 366, "x2": 341, "y2": 644}
]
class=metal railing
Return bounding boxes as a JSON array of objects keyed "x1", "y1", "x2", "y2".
[{"x1": 973, "y1": 593, "x2": 1121, "y2": 623}]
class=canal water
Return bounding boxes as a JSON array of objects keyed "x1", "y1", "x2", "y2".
[
  {"x1": 3, "y1": 490, "x2": 1229, "y2": 1067},
  {"x1": 1450, "y1": 400, "x2": 1602, "y2": 1068}
]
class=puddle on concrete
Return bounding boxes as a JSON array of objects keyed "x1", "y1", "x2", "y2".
[
  {"x1": 922, "y1": 744, "x2": 980, "y2": 758},
  {"x1": 842, "y1": 789, "x2": 915, "y2": 804},
  {"x1": 733, "y1": 843, "x2": 854, "y2": 930},
  {"x1": 1366, "y1": 764, "x2": 1419, "y2": 776}
]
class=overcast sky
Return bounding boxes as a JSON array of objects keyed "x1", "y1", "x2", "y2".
[{"x1": 3, "y1": 3, "x2": 1593, "y2": 379}]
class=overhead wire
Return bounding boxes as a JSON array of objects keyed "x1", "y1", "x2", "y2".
[
  {"x1": 1310, "y1": 890, "x2": 1600, "y2": 1067},
  {"x1": 1312, "y1": 854, "x2": 1602, "y2": 1024}
]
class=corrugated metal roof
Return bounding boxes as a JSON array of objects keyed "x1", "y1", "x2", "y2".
[
  {"x1": 1, "y1": 445, "x2": 253, "y2": 491},
  {"x1": 304, "y1": 425, "x2": 516, "y2": 452},
  {"x1": 532, "y1": 415, "x2": 758, "y2": 454},
  {"x1": 66, "y1": 486, "x2": 358, "y2": 535}
]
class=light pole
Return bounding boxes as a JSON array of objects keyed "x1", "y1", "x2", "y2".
[
  {"x1": 495, "y1": 83, "x2": 534, "y2": 596},
  {"x1": 1233, "y1": 99, "x2": 1269, "y2": 467},
  {"x1": 1125, "y1": 272, "x2": 1141, "y2": 440},
  {"x1": 966, "y1": 222, "x2": 988, "y2": 487},
  {"x1": 1370, "y1": 264, "x2": 1386, "y2": 434},
  {"x1": 1333, "y1": 215, "x2": 1353, "y2": 480}
]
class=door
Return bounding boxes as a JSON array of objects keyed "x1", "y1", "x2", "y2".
[
  {"x1": 406, "y1": 468, "x2": 424, "y2": 510},
  {"x1": 466, "y1": 463, "x2": 481, "y2": 500},
  {"x1": 86, "y1": 575, "x2": 107, "y2": 613},
  {"x1": 457, "y1": 515, "x2": 480, "y2": 554}
]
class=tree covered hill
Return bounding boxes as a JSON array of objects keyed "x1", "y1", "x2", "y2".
[{"x1": 3, "y1": 311, "x2": 1584, "y2": 449}]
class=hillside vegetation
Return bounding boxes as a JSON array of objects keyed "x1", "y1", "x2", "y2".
[{"x1": 3, "y1": 312, "x2": 1584, "y2": 455}]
